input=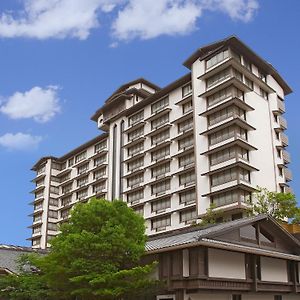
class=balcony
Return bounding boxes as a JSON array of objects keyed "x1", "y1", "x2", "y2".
[
  {"x1": 277, "y1": 98, "x2": 286, "y2": 113},
  {"x1": 282, "y1": 150, "x2": 291, "y2": 164},
  {"x1": 278, "y1": 116, "x2": 287, "y2": 129},
  {"x1": 280, "y1": 132, "x2": 289, "y2": 147},
  {"x1": 284, "y1": 168, "x2": 293, "y2": 182}
]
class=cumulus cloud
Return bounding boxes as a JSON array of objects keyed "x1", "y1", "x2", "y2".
[
  {"x1": 112, "y1": 0, "x2": 202, "y2": 41},
  {"x1": 0, "y1": 133, "x2": 42, "y2": 151},
  {"x1": 0, "y1": 0, "x2": 123, "y2": 40},
  {"x1": 0, "y1": 86, "x2": 61, "y2": 123},
  {"x1": 0, "y1": 0, "x2": 259, "y2": 41}
]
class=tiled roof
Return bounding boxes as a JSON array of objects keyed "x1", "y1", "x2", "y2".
[{"x1": 146, "y1": 214, "x2": 268, "y2": 252}]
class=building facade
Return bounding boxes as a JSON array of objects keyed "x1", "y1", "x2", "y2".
[
  {"x1": 29, "y1": 36, "x2": 293, "y2": 249},
  {"x1": 145, "y1": 215, "x2": 300, "y2": 300}
]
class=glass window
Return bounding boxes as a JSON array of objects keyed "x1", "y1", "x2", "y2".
[
  {"x1": 129, "y1": 110, "x2": 144, "y2": 126},
  {"x1": 151, "y1": 97, "x2": 169, "y2": 114},
  {"x1": 182, "y1": 83, "x2": 192, "y2": 97},
  {"x1": 206, "y1": 49, "x2": 229, "y2": 69}
]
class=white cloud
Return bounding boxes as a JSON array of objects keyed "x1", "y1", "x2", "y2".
[
  {"x1": 0, "y1": 0, "x2": 259, "y2": 41},
  {"x1": 0, "y1": 86, "x2": 61, "y2": 123},
  {"x1": 0, "y1": 133, "x2": 42, "y2": 151},
  {"x1": 112, "y1": 0, "x2": 202, "y2": 41},
  {"x1": 205, "y1": 0, "x2": 259, "y2": 22},
  {"x1": 0, "y1": 0, "x2": 123, "y2": 40}
]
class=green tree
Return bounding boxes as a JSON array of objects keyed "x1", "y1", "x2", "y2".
[
  {"x1": 0, "y1": 198, "x2": 158, "y2": 300},
  {"x1": 249, "y1": 187, "x2": 299, "y2": 223}
]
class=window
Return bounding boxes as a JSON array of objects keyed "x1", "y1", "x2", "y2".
[
  {"x1": 50, "y1": 186, "x2": 59, "y2": 195},
  {"x1": 182, "y1": 83, "x2": 192, "y2": 97},
  {"x1": 134, "y1": 205, "x2": 144, "y2": 216},
  {"x1": 151, "y1": 146, "x2": 170, "y2": 161},
  {"x1": 94, "y1": 167, "x2": 106, "y2": 180},
  {"x1": 127, "y1": 189, "x2": 144, "y2": 204},
  {"x1": 210, "y1": 147, "x2": 235, "y2": 166},
  {"x1": 206, "y1": 49, "x2": 229, "y2": 69},
  {"x1": 151, "y1": 97, "x2": 169, "y2": 114},
  {"x1": 93, "y1": 182, "x2": 106, "y2": 194},
  {"x1": 244, "y1": 77, "x2": 253, "y2": 89},
  {"x1": 240, "y1": 168, "x2": 250, "y2": 183},
  {"x1": 243, "y1": 58, "x2": 252, "y2": 71},
  {"x1": 78, "y1": 162, "x2": 89, "y2": 174},
  {"x1": 208, "y1": 106, "x2": 245, "y2": 126},
  {"x1": 151, "y1": 129, "x2": 170, "y2": 145},
  {"x1": 178, "y1": 135, "x2": 193, "y2": 150},
  {"x1": 274, "y1": 296, "x2": 282, "y2": 300},
  {"x1": 209, "y1": 126, "x2": 246, "y2": 146},
  {"x1": 33, "y1": 214, "x2": 42, "y2": 222},
  {"x1": 211, "y1": 168, "x2": 238, "y2": 186},
  {"x1": 180, "y1": 209, "x2": 197, "y2": 223},
  {"x1": 127, "y1": 174, "x2": 143, "y2": 188},
  {"x1": 75, "y1": 151, "x2": 86, "y2": 163},
  {"x1": 151, "y1": 215, "x2": 171, "y2": 231},
  {"x1": 152, "y1": 180, "x2": 170, "y2": 195},
  {"x1": 77, "y1": 176, "x2": 88, "y2": 187},
  {"x1": 60, "y1": 173, "x2": 71, "y2": 183},
  {"x1": 128, "y1": 142, "x2": 144, "y2": 156},
  {"x1": 178, "y1": 118, "x2": 193, "y2": 133},
  {"x1": 151, "y1": 198, "x2": 171, "y2": 213},
  {"x1": 34, "y1": 203, "x2": 43, "y2": 210},
  {"x1": 61, "y1": 196, "x2": 72, "y2": 206},
  {"x1": 151, "y1": 113, "x2": 169, "y2": 129},
  {"x1": 49, "y1": 210, "x2": 58, "y2": 219},
  {"x1": 183, "y1": 100, "x2": 193, "y2": 114},
  {"x1": 259, "y1": 88, "x2": 268, "y2": 100},
  {"x1": 94, "y1": 140, "x2": 107, "y2": 153},
  {"x1": 127, "y1": 157, "x2": 144, "y2": 172},
  {"x1": 179, "y1": 189, "x2": 196, "y2": 205},
  {"x1": 32, "y1": 238, "x2": 41, "y2": 246},
  {"x1": 232, "y1": 295, "x2": 242, "y2": 300},
  {"x1": 68, "y1": 158, "x2": 74, "y2": 167},
  {"x1": 35, "y1": 191, "x2": 44, "y2": 199},
  {"x1": 94, "y1": 155, "x2": 106, "y2": 167},
  {"x1": 179, "y1": 153, "x2": 194, "y2": 168},
  {"x1": 128, "y1": 127, "x2": 144, "y2": 141},
  {"x1": 36, "y1": 179, "x2": 44, "y2": 187},
  {"x1": 211, "y1": 191, "x2": 239, "y2": 207},
  {"x1": 62, "y1": 183, "x2": 72, "y2": 194},
  {"x1": 129, "y1": 110, "x2": 144, "y2": 126},
  {"x1": 258, "y1": 70, "x2": 267, "y2": 82},
  {"x1": 179, "y1": 171, "x2": 195, "y2": 186},
  {"x1": 33, "y1": 226, "x2": 41, "y2": 234},
  {"x1": 37, "y1": 165, "x2": 46, "y2": 175},
  {"x1": 207, "y1": 86, "x2": 244, "y2": 107},
  {"x1": 152, "y1": 162, "x2": 170, "y2": 178},
  {"x1": 52, "y1": 162, "x2": 61, "y2": 171},
  {"x1": 49, "y1": 198, "x2": 58, "y2": 207},
  {"x1": 48, "y1": 223, "x2": 57, "y2": 231},
  {"x1": 77, "y1": 188, "x2": 88, "y2": 200},
  {"x1": 278, "y1": 167, "x2": 283, "y2": 177},
  {"x1": 207, "y1": 68, "x2": 231, "y2": 88}
]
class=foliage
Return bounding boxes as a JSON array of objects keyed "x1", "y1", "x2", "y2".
[
  {"x1": 199, "y1": 204, "x2": 223, "y2": 226},
  {"x1": 249, "y1": 187, "x2": 299, "y2": 223},
  {"x1": 0, "y1": 198, "x2": 158, "y2": 300}
]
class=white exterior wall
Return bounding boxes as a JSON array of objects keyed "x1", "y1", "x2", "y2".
[
  {"x1": 208, "y1": 248, "x2": 246, "y2": 279},
  {"x1": 260, "y1": 256, "x2": 288, "y2": 283}
]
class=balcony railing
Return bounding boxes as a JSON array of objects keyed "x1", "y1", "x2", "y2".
[
  {"x1": 277, "y1": 99, "x2": 286, "y2": 113},
  {"x1": 280, "y1": 132, "x2": 289, "y2": 146},
  {"x1": 282, "y1": 150, "x2": 291, "y2": 164},
  {"x1": 284, "y1": 168, "x2": 293, "y2": 181},
  {"x1": 278, "y1": 116, "x2": 287, "y2": 129}
]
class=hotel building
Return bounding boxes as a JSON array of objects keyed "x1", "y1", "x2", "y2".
[{"x1": 29, "y1": 36, "x2": 293, "y2": 250}]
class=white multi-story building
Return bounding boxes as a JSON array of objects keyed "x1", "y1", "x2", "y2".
[{"x1": 29, "y1": 36, "x2": 293, "y2": 249}]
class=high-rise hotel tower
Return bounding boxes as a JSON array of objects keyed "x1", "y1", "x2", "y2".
[{"x1": 29, "y1": 36, "x2": 293, "y2": 249}]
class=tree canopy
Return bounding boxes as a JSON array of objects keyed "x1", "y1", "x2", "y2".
[
  {"x1": 249, "y1": 187, "x2": 300, "y2": 223},
  {"x1": 0, "y1": 198, "x2": 158, "y2": 300}
]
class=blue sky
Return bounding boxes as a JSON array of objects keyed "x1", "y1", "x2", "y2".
[{"x1": 0, "y1": 0, "x2": 299, "y2": 246}]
